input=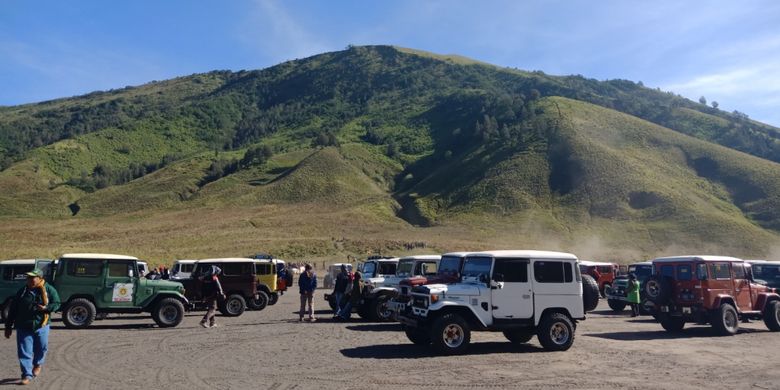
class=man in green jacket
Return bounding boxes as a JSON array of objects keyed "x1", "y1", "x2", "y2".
[
  {"x1": 4, "y1": 269, "x2": 60, "y2": 385},
  {"x1": 626, "y1": 273, "x2": 641, "y2": 317}
]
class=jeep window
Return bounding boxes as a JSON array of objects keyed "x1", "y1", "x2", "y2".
[
  {"x1": 438, "y1": 256, "x2": 461, "y2": 275},
  {"x1": 182, "y1": 264, "x2": 194, "y2": 273},
  {"x1": 676, "y1": 265, "x2": 692, "y2": 281},
  {"x1": 629, "y1": 265, "x2": 653, "y2": 279},
  {"x1": 534, "y1": 261, "x2": 566, "y2": 283},
  {"x1": 732, "y1": 263, "x2": 746, "y2": 279},
  {"x1": 221, "y1": 263, "x2": 253, "y2": 276},
  {"x1": 108, "y1": 261, "x2": 133, "y2": 278},
  {"x1": 396, "y1": 260, "x2": 414, "y2": 277},
  {"x1": 255, "y1": 263, "x2": 272, "y2": 275},
  {"x1": 575, "y1": 263, "x2": 582, "y2": 282},
  {"x1": 462, "y1": 257, "x2": 492, "y2": 278},
  {"x1": 66, "y1": 260, "x2": 103, "y2": 277},
  {"x1": 362, "y1": 262, "x2": 376, "y2": 278},
  {"x1": 597, "y1": 266, "x2": 612, "y2": 274},
  {"x1": 493, "y1": 258, "x2": 528, "y2": 283},
  {"x1": 660, "y1": 265, "x2": 674, "y2": 278},
  {"x1": 377, "y1": 262, "x2": 397, "y2": 275},
  {"x1": 564, "y1": 262, "x2": 573, "y2": 282},
  {"x1": 753, "y1": 264, "x2": 780, "y2": 281},
  {"x1": 420, "y1": 262, "x2": 438, "y2": 275},
  {"x1": 696, "y1": 264, "x2": 708, "y2": 280},
  {"x1": 3, "y1": 265, "x2": 35, "y2": 281},
  {"x1": 709, "y1": 263, "x2": 731, "y2": 280}
]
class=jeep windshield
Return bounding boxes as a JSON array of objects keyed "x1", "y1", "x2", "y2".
[
  {"x1": 378, "y1": 262, "x2": 397, "y2": 275},
  {"x1": 438, "y1": 256, "x2": 461, "y2": 275},
  {"x1": 462, "y1": 257, "x2": 492, "y2": 280},
  {"x1": 628, "y1": 264, "x2": 653, "y2": 280},
  {"x1": 752, "y1": 263, "x2": 780, "y2": 287},
  {"x1": 396, "y1": 260, "x2": 415, "y2": 277}
]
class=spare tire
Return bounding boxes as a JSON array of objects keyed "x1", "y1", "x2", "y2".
[
  {"x1": 582, "y1": 274, "x2": 600, "y2": 312},
  {"x1": 644, "y1": 275, "x2": 673, "y2": 304}
]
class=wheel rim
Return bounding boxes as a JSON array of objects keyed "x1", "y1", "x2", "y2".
[
  {"x1": 161, "y1": 305, "x2": 178, "y2": 323},
  {"x1": 254, "y1": 296, "x2": 266, "y2": 307},
  {"x1": 442, "y1": 324, "x2": 464, "y2": 348},
  {"x1": 724, "y1": 309, "x2": 737, "y2": 330},
  {"x1": 228, "y1": 298, "x2": 242, "y2": 314},
  {"x1": 646, "y1": 281, "x2": 659, "y2": 298},
  {"x1": 549, "y1": 322, "x2": 570, "y2": 345},
  {"x1": 377, "y1": 300, "x2": 391, "y2": 320},
  {"x1": 69, "y1": 306, "x2": 88, "y2": 325}
]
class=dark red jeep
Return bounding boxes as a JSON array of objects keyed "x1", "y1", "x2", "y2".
[{"x1": 645, "y1": 256, "x2": 780, "y2": 335}]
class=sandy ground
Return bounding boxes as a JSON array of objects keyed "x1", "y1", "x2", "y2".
[{"x1": 1, "y1": 294, "x2": 779, "y2": 390}]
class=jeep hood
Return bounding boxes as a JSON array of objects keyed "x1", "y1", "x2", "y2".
[
  {"x1": 415, "y1": 283, "x2": 482, "y2": 296},
  {"x1": 147, "y1": 280, "x2": 184, "y2": 291}
]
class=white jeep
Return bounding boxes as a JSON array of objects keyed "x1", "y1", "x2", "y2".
[{"x1": 398, "y1": 250, "x2": 586, "y2": 354}]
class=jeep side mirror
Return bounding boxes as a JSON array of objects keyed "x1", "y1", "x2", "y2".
[
  {"x1": 128, "y1": 270, "x2": 134, "y2": 278},
  {"x1": 492, "y1": 273, "x2": 504, "y2": 282}
]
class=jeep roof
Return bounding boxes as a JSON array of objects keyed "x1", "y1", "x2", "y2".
[
  {"x1": 60, "y1": 253, "x2": 139, "y2": 260},
  {"x1": 370, "y1": 257, "x2": 400, "y2": 263},
  {"x1": 398, "y1": 255, "x2": 441, "y2": 261},
  {"x1": 653, "y1": 255, "x2": 742, "y2": 263},
  {"x1": 468, "y1": 250, "x2": 577, "y2": 260},
  {"x1": 196, "y1": 258, "x2": 256, "y2": 263},
  {"x1": 441, "y1": 252, "x2": 471, "y2": 257},
  {"x1": 174, "y1": 259, "x2": 197, "y2": 264},
  {"x1": 0, "y1": 259, "x2": 37, "y2": 265},
  {"x1": 630, "y1": 261, "x2": 653, "y2": 266},
  {"x1": 579, "y1": 260, "x2": 616, "y2": 266}
]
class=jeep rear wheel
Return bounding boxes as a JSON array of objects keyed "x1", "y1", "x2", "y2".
[
  {"x1": 248, "y1": 291, "x2": 269, "y2": 311},
  {"x1": 644, "y1": 276, "x2": 673, "y2": 305},
  {"x1": 711, "y1": 303, "x2": 739, "y2": 336},
  {"x1": 763, "y1": 301, "x2": 780, "y2": 331},
  {"x1": 219, "y1": 294, "x2": 246, "y2": 317},
  {"x1": 404, "y1": 326, "x2": 431, "y2": 346},
  {"x1": 581, "y1": 275, "x2": 600, "y2": 312},
  {"x1": 430, "y1": 313, "x2": 470, "y2": 355},
  {"x1": 607, "y1": 299, "x2": 626, "y2": 313},
  {"x1": 657, "y1": 313, "x2": 685, "y2": 332},
  {"x1": 152, "y1": 298, "x2": 185, "y2": 328},
  {"x1": 63, "y1": 298, "x2": 97, "y2": 329},
  {"x1": 370, "y1": 295, "x2": 393, "y2": 322},
  {"x1": 601, "y1": 283, "x2": 611, "y2": 298},
  {"x1": 537, "y1": 312, "x2": 575, "y2": 351},
  {"x1": 503, "y1": 329, "x2": 535, "y2": 344},
  {"x1": 268, "y1": 293, "x2": 279, "y2": 306}
]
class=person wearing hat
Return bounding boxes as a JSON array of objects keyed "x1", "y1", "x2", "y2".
[
  {"x1": 626, "y1": 273, "x2": 641, "y2": 317},
  {"x1": 4, "y1": 269, "x2": 60, "y2": 385}
]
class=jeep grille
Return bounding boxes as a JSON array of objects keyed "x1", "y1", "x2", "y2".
[{"x1": 412, "y1": 296, "x2": 428, "y2": 308}]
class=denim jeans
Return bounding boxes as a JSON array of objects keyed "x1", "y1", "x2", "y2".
[
  {"x1": 334, "y1": 292, "x2": 345, "y2": 315},
  {"x1": 339, "y1": 302, "x2": 353, "y2": 320},
  {"x1": 16, "y1": 325, "x2": 49, "y2": 379}
]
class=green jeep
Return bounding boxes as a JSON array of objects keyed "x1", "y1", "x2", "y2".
[
  {"x1": 52, "y1": 253, "x2": 189, "y2": 329},
  {"x1": 1, "y1": 259, "x2": 55, "y2": 320}
]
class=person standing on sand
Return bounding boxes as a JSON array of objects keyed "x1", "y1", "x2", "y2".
[
  {"x1": 298, "y1": 264, "x2": 317, "y2": 322},
  {"x1": 4, "y1": 269, "x2": 61, "y2": 386},
  {"x1": 339, "y1": 271, "x2": 362, "y2": 321},
  {"x1": 332, "y1": 265, "x2": 350, "y2": 319},
  {"x1": 199, "y1": 265, "x2": 225, "y2": 328},
  {"x1": 626, "y1": 273, "x2": 641, "y2": 317}
]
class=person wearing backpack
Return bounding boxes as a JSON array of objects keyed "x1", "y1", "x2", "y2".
[
  {"x1": 298, "y1": 264, "x2": 317, "y2": 322},
  {"x1": 199, "y1": 265, "x2": 225, "y2": 328},
  {"x1": 4, "y1": 269, "x2": 61, "y2": 385}
]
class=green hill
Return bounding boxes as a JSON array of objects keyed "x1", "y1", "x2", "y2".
[{"x1": 1, "y1": 45, "x2": 780, "y2": 262}]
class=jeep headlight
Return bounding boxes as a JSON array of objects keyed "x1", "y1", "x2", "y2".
[{"x1": 430, "y1": 294, "x2": 440, "y2": 304}]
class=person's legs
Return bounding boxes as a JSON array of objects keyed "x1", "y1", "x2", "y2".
[
  {"x1": 16, "y1": 328, "x2": 34, "y2": 380},
  {"x1": 299, "y1": 294, "x2": 306, "y2": 321},
  {"x1": 31, "y1": 325, "x2": 49, "y2": 374},
  {"x1": 630, "y1": 303, "x2": 639, "y2": 317},
  {"x1": 340, "y1": 302, "x2": 352, "y2": 320},
  {"x1": 306, "y1": 292, "x2": 314, "y2": 320},
  {"x1": 201, "y1": 297, "x2": 216, "y2": 327},
  {"x1": 334, "y1": 292, "x2": 344, "y2": 316}
]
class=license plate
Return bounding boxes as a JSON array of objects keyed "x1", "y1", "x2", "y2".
[
  {"x1": 682, "y1": 307, "x2": 691, "y2": 314},
  {"x1": 661, "y1": 306, "x2": 669, "y2": 312}
]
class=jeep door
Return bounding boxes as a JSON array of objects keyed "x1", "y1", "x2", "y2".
[
  {"x1": 731, "y1": 262, "x2": 753, "y2": 311},
  {"x1": 706, "y1": 262, "x2": 735, "y2": 308},
  {"x1": 491, "y1": 258, "x2": 533, "y2": 319},
  {"x1": 101, "y1": 260, "x2": 138, "y2": 308}
]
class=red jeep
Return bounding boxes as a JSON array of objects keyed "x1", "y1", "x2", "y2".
[
  {"x1": 579, "y1": 261, "x2": 619, "y2": 297},
  {"x1": 645, "y1": 256, "x2": 780, "y2": 335},
  {"x1": 389, "y1": 252, "x2": 468, "y2": 315}
]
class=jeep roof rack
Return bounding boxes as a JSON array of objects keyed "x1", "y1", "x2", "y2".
[
  {"x1": 60, "y1": 253, "x2": 139, "y2": 260},
  {"x1": 197, "y1": 258, "x2": 257, "y2": 263},
  {"x1": 467, "y1": 250, "x2": 577, "y2": 260},
  {"x1": 653, "y1": 255, "x2": 743, "y2": 263}
]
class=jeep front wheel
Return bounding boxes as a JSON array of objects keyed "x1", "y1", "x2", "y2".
[
  {"x1": 268, "y1": 293, "x2": 279, "y2": 306},
  {"x1": 710, "y1": 303, "x2": 739, "y2": 336},
  {"x1": 63, "y1": 298, "x2": 97, "y2": 329},
  {"x1": 152, "y1": 298, "x2": 185, "y2": 328},
  {"x1": 763, "y1": 301, "x2": 780, "y2": 331},
  {"x1": 607, "y1": 299, "x2": 626, "y2": 313},
  {"x1": 248, "y1": 291, "x2": 269, "y2": 311},
  {"x1": 404, "y1": 326, "x2": 431, "y2": 346},
  {"x1": 430, "y1": 313, "x2": 470, "y2": 355},
  {"x1": 219, "y1": 294, "x2": 246, "y2": 317},
  {"x1": 503, "y1": 329, "x2": 535, "y2": 344},
  {"x1": 370, "y1": 295, "x2": 393, "y2": 322},
  {"x1": 537, "y1": 312, "x2": 575, "y2": 351},
  {"x1": 657, "y1": 313, "x2": 685, "y2": 332}
]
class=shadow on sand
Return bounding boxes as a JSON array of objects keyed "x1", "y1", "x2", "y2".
[
  {"x1": 345, "y1": 323, "x2": 402, "y2": 332},
  {"x1": 585, "y1": 326, "x2": 765, "y2": 341},
  {"x1": 340, "y1": 341, "x2": 544, "y2": 359}
]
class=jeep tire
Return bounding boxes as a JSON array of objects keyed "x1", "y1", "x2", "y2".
[
  {"x1": 63, "y1": 298, "x2": 97, "y2": 329},
  {"x1": 219, "y1": 294, "x2": 246, "y2": 317},
  {"x1": 404, "y1": 326, "x2": 431, "y2": 346},
  {"x1": 430, "y1": 313, "x2": 471, "y2": 355},
  {"x1": 370, "y1": 294, "x2": 392, "y2": 322},
  {"x1": 152, "y1": 298, "x2": 185, "y2": 328},
  {"x1": 248, "y1": 291, "x2": 269, "y2": 311},
  {"x1": 763, "y1": 301, "x2": 780, "y2": 331},
  {"x1": 503, "y1": 329, "x2": 535, "y2": 344},
  {"x1": 644, "y1": 276, "x2": 673, "y2": 305},
  {"x1": 537, "y1": 312, "x2": 575, "y2": 351},
  {"x1": 601, "y1": 283, "x2": 611, "y2": 298},
  {"x1": 581, "y1": 274, "x2": 600, "y2": 312},
  {"x1": 607, "y1": 299, "x2": 626, "y2": 313},
  {"x1": 657, "y1": 312, "x2": 685, "y2": 332},
  {"x1": 268, "y1": 293, "x2": 279, "y2": 306},
  {"x1": 710, "y1": 303, "x2": 739, "y2": 336}
]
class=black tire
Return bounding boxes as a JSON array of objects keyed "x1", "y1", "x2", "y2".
[
  {"x1": 63, "y1": 298, "x2": 97, "y2": 329},
  {"x1": 370, "y1": 295, "x2": 393, "y2": 322},
  {"x1": 152, "y1": 298, "x2": 185, "y2": 328},
  {"x1": 404, "y1": 326, "x2": 431, "y2": 345},
  {"x1": 710, "y1": 303, "x2": 739, "y2": 336},
  {"x1": 657, "y1": 312, "x2": 685, "y2": 332},
  {"x1": 763, "y1": 301, "x2": 780, "y2": 331},
  {"x1": 600, "y1": 283, "x2": 611, "y2": 298},
  {"x1": 327, "y1": 295, "x2": 338, "y2": 311},
  {"x1": 607, "y1": 299, "x2": 626, "y2": 313},
  {"x1": 537, "y1": 312, "x2": 575, "y2": 351},
  {"x1": 644, "y1": 275, "x2": 673, "y2": 305},
  {"x1": 248, "y1": 291, "x2": 269, "y2": 311},
  {"x1": 268, "y1": 293, "x2": 279, "y2": 306},
  {"x1": 357, "y1": 304, "x2": 370, "y2": 319},
  {"x1": 581, "y1": 275, "x2": 600, "y2": 312},
  {"x1": 503, "y1": 329, "x2": 535, "y2": 344},
  {"x1": 639, "y1": 299, "x2": 656, "y2": 316},
  {"x1": 429, "y1": 313, "x2": 470, "y2": 355},
  {"x1": 219, "y1": 294, "x2": 246, "y2": 317}
]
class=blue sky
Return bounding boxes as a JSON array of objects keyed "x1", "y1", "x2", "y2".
[{"x1": 2, "y1": 0, "x2": 779, "y2": 126}]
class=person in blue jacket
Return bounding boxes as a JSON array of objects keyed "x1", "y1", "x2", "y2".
[{"x1": 298, "y1": 264, "x2": 317, "y2": 322}]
